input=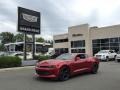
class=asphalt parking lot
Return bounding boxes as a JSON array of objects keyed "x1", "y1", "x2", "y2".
[{"x1": 0, "y1": 61, "x2": 120, "y2": 90}]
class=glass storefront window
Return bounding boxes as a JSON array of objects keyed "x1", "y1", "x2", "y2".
[
  {"x1": 93, "y1": 48, "x2": 100, "y2": 55},
  {"x1": 71, "y1": 49, "x2": 85, "y2": 53},
  {"x1": 55, "y1": 48, "x2": 68, "y2": 54},
  {"x1": 110, "y1": 43, "x2": 119, "y2": 47},
  {"x1": 55, "y1": 39, "x2": 68, "y2": 43},
  {"x1": 92, "y1": 39, "x2": 100, "y2": 43},
  {"x1": 101, "y1": 47, "x2": 109, "y2": 50},
  {"x1": 71, "y1": 40, "x2": 85, "y2": 48},
  {"x1": 101, "y1": 43, "x2": 109, "y2": 47},
  {"x1": 101, "y1": 38, "x2": 109, "y2": 43},
  {"x1": 110, "y1": 47, "x2": 119, "y2": 52},
  {"x1": 93, "y1": 43, "x2": 100, "y2": 47},
  {"x1": 110, "y1": 38, "x2": 118, "y2": 43},
  {"x1": 92, "y1": 37, "x2": 120, "y2": 55}
]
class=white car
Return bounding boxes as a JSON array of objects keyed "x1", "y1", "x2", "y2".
[
  {"x1": 44, "y1": 48, "x2": 55, "y2": 56},
  {"x1": 0, "y1": 52, "x2": 9, "y2": 56},
  {"x1": 95, "y1": 50, "x2": 117, "y2": 61},
  {"x1": 115, "y1": 51, "x2": 120, "y2": 62},
  {"x1": 8, "y1": 52, "x2": 32, "y2": 60}
]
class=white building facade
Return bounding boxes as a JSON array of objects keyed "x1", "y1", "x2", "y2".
[{"x1": 53, "y1": 24, "x2": 120, "y2": 56}]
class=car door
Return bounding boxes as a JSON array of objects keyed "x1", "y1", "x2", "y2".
[
  {"x1": 79, "y1": 54, "x2": 90, "y2": 70},
  {"x1": 109, "y1": 50, "x2": 116, "y2": 58},
  {"x1": 72, "y1": 54, "x2": 88, "y2": 73}
]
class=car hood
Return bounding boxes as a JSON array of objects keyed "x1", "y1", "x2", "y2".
[
  {"x1": 95, "y1": 53, "x2": 108, "y2": 56},
  {"x1": 37, "y1": 59, "x2": 66, "y2": 66}
]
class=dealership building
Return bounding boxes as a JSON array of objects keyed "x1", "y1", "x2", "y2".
[
  {"x1": 5, "y1": 42, "x2": 51, "y2": 53},
  {"x1": 53, "y1": 24, "x2": 120, "y2": 56}
]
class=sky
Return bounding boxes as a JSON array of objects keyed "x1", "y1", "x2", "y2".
[{"x1": 0, "y1": 0, "x2": 120, "y2": 40}]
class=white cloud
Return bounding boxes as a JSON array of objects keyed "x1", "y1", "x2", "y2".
[{"x1": 0, "y1": 20, "x2": 16, "y2": 33}]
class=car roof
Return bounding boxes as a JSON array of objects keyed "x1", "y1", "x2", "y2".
[{"x1": 100, "y1": 50, "x2": 114, "y2": 51}]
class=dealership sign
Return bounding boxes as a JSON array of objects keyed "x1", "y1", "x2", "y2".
[{"x1": 18, "y1": 7, "x2": 40, "y2": 34}]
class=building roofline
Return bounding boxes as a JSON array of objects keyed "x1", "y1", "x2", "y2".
[
  {"x1": 90, "y1": 24, "x2": 120, "y2": 30},
  {"x1": 53, "y1": 33, "x2": 68, "y2": 37},
  {"x1": 4, "y1": 42, "x2": 51, "y2": 46},
  {"x1": 68, "y1": 23, "x2": 89, "y2": 29}
]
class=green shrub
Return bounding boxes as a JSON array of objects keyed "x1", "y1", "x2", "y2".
[
  {"x1": 34, "y1": 55, "x2": 51, "y2": 61},
  {"x1": 39, "y1": 55, "x2": 50, "y2": 61},
  {"x1": 0, "y1": 56, "x2": 22, "y2": 68}
]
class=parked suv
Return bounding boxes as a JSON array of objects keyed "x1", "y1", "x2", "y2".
[{"x1": 95, "y1": 50, "x2": 117, "y2": 61}]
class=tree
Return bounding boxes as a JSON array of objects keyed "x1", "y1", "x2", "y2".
[
  {"x1": 0, "y1": 44, "x2": 6, "y2": 51},
  {"x1": 14, "y1": 33, "x2": 32, "y2": 42},
  {"x1": 0, "y1": 32, "x2": 15, "y2": 44},
  {"x1": 36, "y1": 37, "x2": 44, "y2": 42},
  {"x1": 14, "y1": 33, "x2": 24, "y2": 42}
]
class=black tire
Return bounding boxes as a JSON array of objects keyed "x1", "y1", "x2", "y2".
[
  {"x1": 106, "y1": 56, "x2": 109, "y2": 62},
  {"x1": 58, "y1": 67, "x2": 70, "y2": 81},
  {"x1": 117, "y1": 59, "x2": 120, "y2": 62},
  {"x1": 114, "y1": 55, "x2": 116, "y2": 60},
  {"x1": 91, "y1": 64, "x2": 99, "y2": 74}
]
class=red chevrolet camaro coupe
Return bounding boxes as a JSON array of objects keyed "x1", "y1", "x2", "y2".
[{"x1": 35, "y1": 53, "x2": 99, "y2": 81}]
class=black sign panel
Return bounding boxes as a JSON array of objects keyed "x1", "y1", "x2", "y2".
[{"x1": 18, "y1": 7, "x2": 40, "y2": 34}]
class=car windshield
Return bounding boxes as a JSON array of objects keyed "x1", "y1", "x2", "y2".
[
  {"x1": 56, "y1": 53, "x2": 73, "y2": 60},
  {"x1": 98, "y1": 50, "x2": 109, "y2": 53}
]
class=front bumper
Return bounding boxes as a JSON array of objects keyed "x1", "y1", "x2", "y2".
[
  {"x1": 95, "y1": 56, "x2": 106, "y2": 60},
  {"x1": 116, "y1": 56, "x2": 120, "y2": 60},
  {"x1": 115, "y1": 56, "x2": 120, "y2": 62},
  {"x1": 35, "y1": 67, "x2": 59, "y2": 79}
]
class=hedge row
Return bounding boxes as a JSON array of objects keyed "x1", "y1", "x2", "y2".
[
  {"x1": 0, "y1": 56, "x2": 22, "y2": 68},
  {"x1": 34, "y1": 55, "x2": 51, "y2": 61}
]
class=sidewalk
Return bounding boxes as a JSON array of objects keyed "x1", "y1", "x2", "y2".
[{"x1": 0, "y1": 66, "x2": 35, "y2": 72}]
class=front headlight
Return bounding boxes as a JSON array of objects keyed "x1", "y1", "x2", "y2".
[
  {"x1": 36, "y1": 63, "x2": 39, "y2": 67},
  {"x1": 36, "y1": 65, "x2": 56, "y2": 68}
]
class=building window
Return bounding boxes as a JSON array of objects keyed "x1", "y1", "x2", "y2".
[
  {"x1": 71, "y1": 49, "x2": 85, "y2": 53},
  {"x1": 92, "y1": 48, "x2": 100, "y2": 55},
  {"x1": 92, "y1": 39, "x2": 100, "y2": 43},
  {"x1": 92, "y1": 43, "x2": 100, "y2": 47},
  {"x1": 92, "y1": 37, "x2": 120, "y2": 55},
  {"x1": 54, "y1": 38, "x2": 68, "y2": 43},
  {"x1": 72, "y1": 34, "x2": 83, "y2": 37},
  {"x1": 55, "y1": 48, "x2": 68, "y2": 54},
  {"x1": 71, "y1": 40, "x2": 85, "y2": 48},
  {"x1": 101, "y1": 38, "x2": 109, "y2": 43},
  {"x1": 36, "y1": 44, "x2": 48, "y2": 53},
  {"x1": 110, "y1": 38, "x2": 118, "y2": 42}
]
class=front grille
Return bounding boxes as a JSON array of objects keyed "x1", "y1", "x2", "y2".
[
  {"x1": 40, "y1": 66, "x2": 49, "y2": 68},
  {"x1": 36, "y1": 70, "x2": 51, "y2": 75},
  {"x1": 96, "y1": 55, "x2": 101, "y2": 58}
]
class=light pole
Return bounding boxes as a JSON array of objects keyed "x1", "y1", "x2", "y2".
[{"x1": 0, "y1": 36, "x2": 3, "y2": 44}]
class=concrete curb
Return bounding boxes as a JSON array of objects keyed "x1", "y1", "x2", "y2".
[{"x1": 0, "y1": 66, "x2": 35, "y2": 72}]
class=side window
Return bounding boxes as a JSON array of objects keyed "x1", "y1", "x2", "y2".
[
  {"x1": 110, "y1": 50, "x2": 113, "y2": 53},
  {"x1": 79, "y1": 54, "x2": 86, "y2": 59}
]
